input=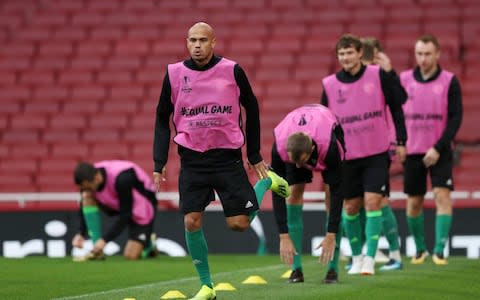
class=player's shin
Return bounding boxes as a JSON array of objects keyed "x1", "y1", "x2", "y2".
[{"x1": 185, "y1": 229, "x2": 212, "y2": 288}]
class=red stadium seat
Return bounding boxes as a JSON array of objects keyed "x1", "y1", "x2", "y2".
[
  {"x1": 51, "y1": 143, "x2": 89, "y2": 159},
  {"x1": 10, "y1": 113, "x2": 48, "y2": 130},
  {"x1": 10, "y1": 143, "x2": 49, "y2": 159},
  {"x1": 90, "y1": 144, "x2": 129, "y2": 160},
  {"x1": 81, "y1": 129, "x2": 121, "y2": 143},
  {"x1": 50, "y1": 114, "x2": 87, "y2": 130},
  {"x1": 88, "y1": 113, "x2": 129, "y2": 129},
  {"x1": 456, "y1": 112, "x2": 480, "y2": 144}
]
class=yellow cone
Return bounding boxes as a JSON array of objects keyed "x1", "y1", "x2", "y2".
[
  {"x1": 242, "y1": 275, "x2": 267, "y2": 284},
  {"x1": 214, "y1": 282, "x2": 237, "y2": 291},
  {"x1": 123, "y1": 298, "x2": 136, "y2": 300},
  {"x1": 281, "y1": 270, "x2": 292, "y2": 278},
  {"x1": 160, "y1": 290, "x2": 187, "y2": 299}
]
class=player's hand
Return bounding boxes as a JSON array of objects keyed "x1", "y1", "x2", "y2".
[
  {"x1": 279, "y1": 233, "x2": 297, "y2": 266},
  {"x1": 72, "y1": 233, "x2": 85, "y2": 248},
  {"x1": 252, "y1": 160, "x2": 269, "y2": 180},
  {"x1": 153, "y1": 167, "x2": 166, "y2": 192},
  {"x1": 423, "y1": 147, "x2": 440, "y2": 168},
  {"x1": 316, "y1": 232, "x2": 336, "y2": 265},
  {"x1": 396, "y1": 145, "x2": 407, "y2": 163},
  {"x1": 374, "y1": 52, "x2": 392, "y2": 72}
]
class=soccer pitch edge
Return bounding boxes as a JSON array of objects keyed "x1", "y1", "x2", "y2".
[{"x1": 51, "y1": 263, "x2": 289, "y2": 300}]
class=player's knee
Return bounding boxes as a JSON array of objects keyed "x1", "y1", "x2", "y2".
[
  {"x1": 407, "y1": 200, "x2": 423, "y2": 216},
  {"x1": 227, "y1": 218, "x2": 249, "y2": 232},
  {"x1": 344, "y1": 202, "x2": 359, "y2": 215},
  {"x1": 184, "y1": 214, "x2": 202, "y2": 231}
]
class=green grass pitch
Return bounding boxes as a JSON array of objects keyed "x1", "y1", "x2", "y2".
[{"x1": 1, "y1": 255, "x2": 479, "y2": 299}]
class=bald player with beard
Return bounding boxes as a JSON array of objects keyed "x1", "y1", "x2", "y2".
[{"x1": 153, "y1": 22, "x2": 289, "y2": 300}]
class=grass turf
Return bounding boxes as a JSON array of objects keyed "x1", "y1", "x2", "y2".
[{"x1": 1, "y1": 255, "x2": 479, "y2": 300}]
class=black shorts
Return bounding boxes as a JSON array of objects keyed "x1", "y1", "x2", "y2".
[
  {"x1": 403, "y1": 151, "x2": 454, "y2": 196},
  {"x1": 179, "y1": 160, "x2": 258, "y2": 217},
  {"x1": 271, "y1": 143, "x2": 313, "y2": 186},
  {"x1": 342, "y1": 152, "x2": 390, "y2": 199},
  {"x1": 129, "y1": 219, "x2": 154, "y2": 248}
]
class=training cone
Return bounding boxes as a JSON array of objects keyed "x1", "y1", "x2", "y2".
[
  {"x1": 281, "y1": 270, "x2": 292, "y2": 278},
  {"x1": 242, "y1": 275, "x2": 267, "y2": 284},
  {"x1": 214, "y1": 282, "x2": 237, "y2": 291},
  {"x1": 160, "y1": 290, "x2": 187, "y2": 299},
  {"x1": 123, "y1": 298, "x2": 136, "y2": 300}
]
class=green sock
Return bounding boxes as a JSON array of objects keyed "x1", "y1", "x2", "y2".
[
  {"x1": 381, "y1": 205, "x2": 400, "y2": 251},
  {"x1": 365, "y1": 210, "x2": 383, "y2": 257},
  {"x1": 141, "y1": 240, "x2": 154, "y2": 259},
  {"x1": 359, "y1": 207, "x2": 367, "y2": 247},
  {"x1": 287, "y1": 204, "x2": 303, "y2": 271},
  {"x1": 326, "y1": 214, "x2": 342, "y2": 272},
  {"x1": 249, "y1": 178, "x2": 272, "y2": 222},
  {"x1": 344, "y1": 212, "x2": 362, "y2": 256},
  {"x1": 185, "y1": 229, "x2": 212, "y2": 288},
  {"x1": 434, "y1": 214, "x2": 452, "y2": 255},
  {"x1": 82, "y1": 206, "x2": 101, "y2": 243},
  {"x1": 407, "y1": 214, "x2": 426, "y2": 253}
]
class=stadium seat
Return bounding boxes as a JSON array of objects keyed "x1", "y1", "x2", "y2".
[
  {"x1": 456, "y1": 112, "x2": 479, "y2": 144},
  {"x1": 2, "y1": 129, "x2": 40, "y2": 144},
  {"x1": 10, "y1": 143, "x2": 49, "y2": 159},
  {"x1": 91, "y1": 144, "x2": 129, "y2": 160},
  {"x1": 50, "y1": 114, "x2": 87, "y2": 130},
  {"x1": 51, "y1": 143, "x2": 89, "y2": 159},
  {"x1": 58, "y1": 70, "x2": 94, "y2": 85},
  {"x1": 346, "y1": 22, "x2": 383, "y2": 38},
  {"x1": 88, "y1": 113, "x2": 129, "y2": 129},
  {"x1": 43, "y1": 129, "x2": 81, "y2": 143},
  {"x1": 10, "y1": 113, "x2": 48, "y2": 130}
]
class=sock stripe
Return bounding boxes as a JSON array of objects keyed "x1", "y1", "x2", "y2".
[{"x1": 366, "y1": 210, "x2": 382, "y2": 218}]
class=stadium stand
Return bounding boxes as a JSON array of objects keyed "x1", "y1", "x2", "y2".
[{"x1": 0, "y1": 0, "x2": 478, "y2": 210}]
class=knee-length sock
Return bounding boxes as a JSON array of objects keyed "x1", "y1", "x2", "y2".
[
  {"x1": 287, "y1": 204, "x2": 303, "y2": 271},
  {"x1": 185, "y1": 229, "x2": 212, "y2": 288}
]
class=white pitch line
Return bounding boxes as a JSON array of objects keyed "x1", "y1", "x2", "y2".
[{"x1": 51, "y1": 262, "x2": 295, "y2": 300}]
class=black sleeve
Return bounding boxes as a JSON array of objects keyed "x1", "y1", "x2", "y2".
[
  {"x1": 102, "y1": 169, "x2": 136, "y2": 242},
  {"x1": 321, "y1": 90, "x2": 329, "y2": 107},
  {"x1": 434, "y1": 76, "x2": 463, "y2": 153},
  {"x1": 380, "y1": 69, "x2": 407, "y2": 144},
  {"x1": 153, "y1": 71, "x2": 174, "y2": 172},
  {"x1": 234, "y1": 64, "x2": 263, "y2": 165},
  {"x1": 270, "y1": 142, "x2": 289, "y2": 234},
  {"x1": 321, "y1": 127, "x2": 344, "y2": 234}
]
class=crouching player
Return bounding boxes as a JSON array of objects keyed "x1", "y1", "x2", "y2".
[
  {"x1": 272, "y1": 104, "x2": 345, "y2": 284},
  {"x1": 72, "y1": 160, "x2": 158, "y2": 260}
]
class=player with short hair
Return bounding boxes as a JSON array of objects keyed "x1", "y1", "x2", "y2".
[
  {"x1": 272, "y1": 104, "x2": 345, "y2": 284},
  {"x1": 354, "y1": 37, "x2": 405, "y2": 271},
  {"x1": 400, "y1": 34, "x2": 463, "y2": 265},
  {"x1": 322, "y1": 34, "x2": 407, "y2": 275},
  {"x1": 72, "y1": 160, "x2": 158, "y2": 260}
]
